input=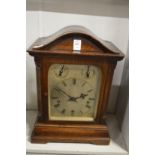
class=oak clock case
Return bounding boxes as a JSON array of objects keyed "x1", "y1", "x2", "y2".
[{"x1": 27, "y1": 26, "x2": 124, "y2": 145}]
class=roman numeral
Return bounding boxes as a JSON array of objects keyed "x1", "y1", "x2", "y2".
[
  {"x1": 54, "y1": 103, "x2": 60, "y2": 108},
  {"x1": 81, "y1": 82, "x2": 86, "y2": 87},
  {"x1": 89, "y1": 98, "x2": 95, "y2": 101},
  {"x1": 71, "y1": 110, "x2": 74, "y2": 115},
  {"x1": 86, "y1": 105, "x2": 91, "y2": 109},
  {"x1": 62, "y1": 81, "x2": 67, "y2": 87},
  {"x1": 73, "y1": 78, "x2": 76, "y2": 85},
  {"x1": 87, "y1": 89, "x2": 93, "y2": 93},
  {"x1": 80, "y1": 110, "x2": 83, "y2": 114},
  {"x1": 57, "y1": 100, "x2": 60, "y2": 104},
  {"x1": 54, "y1": 88, "x2": 60, "y2": 92},
  {"x1": 61, "y1": 109, "x2": 66, "y2": 114},
  {"x1": 51, "y1": 97, "x2": 58, "y2": 99}
]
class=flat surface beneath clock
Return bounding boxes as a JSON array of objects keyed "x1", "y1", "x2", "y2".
[{"x1": 27, "y1": 110, "x2": 128, "y2": 155}]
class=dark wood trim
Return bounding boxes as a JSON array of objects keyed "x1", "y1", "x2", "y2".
[{"x1": 31, "y1": 121, "x2": 110, "y2": 145}]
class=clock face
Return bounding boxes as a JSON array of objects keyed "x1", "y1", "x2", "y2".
[{"x1": 48, "y1": 64, "x2": 102, "y2": 121}]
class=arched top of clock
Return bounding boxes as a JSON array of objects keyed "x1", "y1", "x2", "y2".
[{"x1": 27, "y1": 25, "x2": 124, "y2": 60}]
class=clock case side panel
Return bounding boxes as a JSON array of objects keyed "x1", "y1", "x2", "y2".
[
  {"x1": 34, "y1": 57, "x2": 43, "y2": 120},
  {"x1": 96, "y1": 61, "x2": 117, "y2": 122}
]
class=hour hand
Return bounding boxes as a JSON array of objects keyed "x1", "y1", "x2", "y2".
[
  {"x1": 68, "y1": 93, "x2": 88, "y2": 102},
  {"x1": 68, "y1": 97, "x2": 77, "y2": 102},
  {"x1": 80, "y1": 93, "x2": 88, "y2": 99},
  {"x1": 75, "y1": 93, "x2": 88, "y2": 100}
]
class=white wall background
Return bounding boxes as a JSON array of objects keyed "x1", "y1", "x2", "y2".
[
  {"x1": 122, "y1": 101, "x2": 129, "y2": 150},
  {"x1": 26, "y1": 0, "x2": 129, "y2": 112}
]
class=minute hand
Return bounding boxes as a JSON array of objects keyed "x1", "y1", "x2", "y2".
[
  {"x1": 56, "y1": 88, "x2": 72, "y2": 98},
  {"x1": 59, "y1": 89, "x2": 78, "y2": 102}
]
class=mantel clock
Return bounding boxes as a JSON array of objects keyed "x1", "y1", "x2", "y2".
[{"x1": 27, "y1": 26, "x2": 124, "y2": 145}]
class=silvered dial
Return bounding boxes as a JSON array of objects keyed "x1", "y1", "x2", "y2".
[
  {"x1": 48, "y1": 64, "x2": 101, "y2": 121},
  {"x1": 50, "y1": 78, "x2": 95, "y2": 117}
]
